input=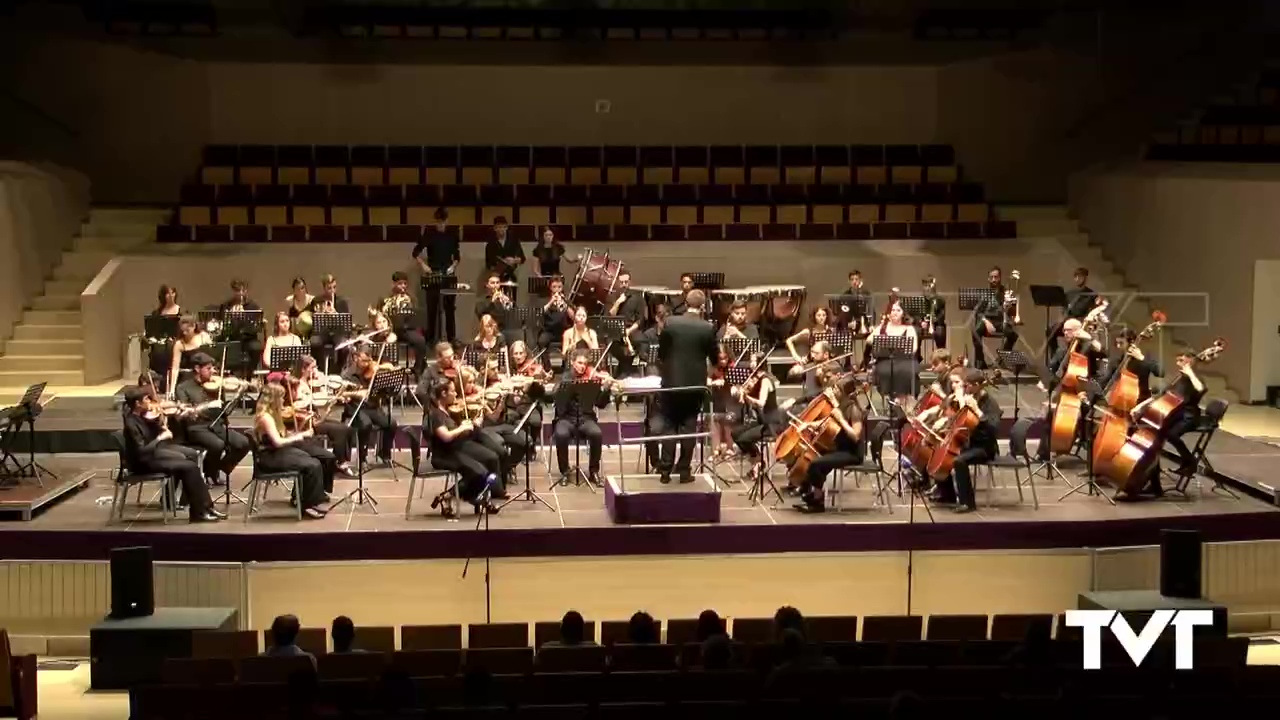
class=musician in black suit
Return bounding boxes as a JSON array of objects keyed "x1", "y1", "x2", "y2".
[
  {"x1": 606, "y1": 270, "x2": 649, "y2": 377},
  {"x1": 970, "y1": 266, "x2": 1018, "y2": 369},
  {"x1": 1047, "y1": 267, "x2": 1097, "y2": 355},
  {"x1": 307, "y1": 274, "x2": 353, "y2": 368},
  {"x1": 412, "y1": 208, "x2": 461, "y2": 343},
  {"x1": 647, "y1": 289, "x2": 719, "y2": 483},
  {"x1": 670, "y1": 274, "x2": 694, "y2": 316}
]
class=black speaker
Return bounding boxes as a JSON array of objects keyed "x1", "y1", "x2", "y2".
[
  {"x1": 1160, "y1": 529, "x2": 1202, "y2": 599},
  {"x1": 109, "y1": 545, "x2": 155, "y2": 619}
]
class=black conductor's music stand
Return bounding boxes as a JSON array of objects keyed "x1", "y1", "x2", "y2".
[
  {"x1": 422, "y1": 272, "x2": 462, "y2": 344},
  {"x1": 552, "y1": 379, "x2": 606, "y2": 490},
  {"x1": 269, "y1": 345, "x2": 308, "y2": 373},
  {"x1": 1030, "y1": 285, "x2": 1067, "y2": 364},
  {"x1": 996, "y1": 350, "x2": 1032, "y2": 420}
]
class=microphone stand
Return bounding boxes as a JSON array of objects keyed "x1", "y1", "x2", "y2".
[{"x1": 461, "y1": 485, "x2": 494, "y2": 623}]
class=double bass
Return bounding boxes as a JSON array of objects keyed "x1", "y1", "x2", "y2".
[
  {"x1": 1047, "y1": 300, "x2": 1110, "y2": 455},
  {"x1": 1102, "y1": 339, "x2": 1225, "y2": 495},
  {"x1": 1090, "y1": 311, "x2": 1166, "y2": 473}
]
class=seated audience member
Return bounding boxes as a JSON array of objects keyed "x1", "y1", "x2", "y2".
[
  {"x1": 766, "y1": 628, "x2": 836, "y2": 684},
  {"x1": 330, "y1": 615, "x2": 370, "y2": 654},
  {"x1": 627, "y1": 611, "x2": 659, "y2": 644},
  {"x1": 264, "y1": 614, "x2": 317, "y2": 668},
  {"x1": 542, "y1": 610, "x2": 596, "y2": 648},
  {"x1": 699, "y1": 634, "x2": 735, "y2": 671},
  {"x1": 695, "y1": 609, "x2": 727, "y2": 642},
  {"x1": 772, "y1": 605, "x2": 806, "y2": 640}
]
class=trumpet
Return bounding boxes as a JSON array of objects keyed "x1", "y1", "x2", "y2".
[
  {"x1": 549, "y1": 292, "x2": 568, "y2": 312},
  {"x1": 1003, "y1": 269, "x2": 1021, "y2": 326},
  {"x1": 316, "y1": 297, "x2": 337, "y2": 314},
  {"x1": 493, "y1": 289, "x2": 513, "y2": 310}
]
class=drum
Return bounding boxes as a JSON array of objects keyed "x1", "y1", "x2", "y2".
[
  {"x1": 569, "y1": 248, "x2": 624, "y2": 315},
  {"x1": 643, "y1": 287, "x2": 684, "y2": 316},
  {"x1": 751, "y1": 285, "x2": 807, "y2": 337}
]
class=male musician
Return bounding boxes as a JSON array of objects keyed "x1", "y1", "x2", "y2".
[
  {"x1": 423, "y1": 341, "x2": 461, "y2": 391},
  {"x1": 215, "y1": 279, "x2": 264, "y2": 371},
  {"x1": 717, "y1": 301, "x2": 760, "y2": 342},
  {"x1": 537, "y1": 276, "x2": 572, "y2": 354},
  {"x1": 308, "y1": 274, "x2": 353, "y2": 368},
  {"x1": 607, "y1": 270, "x2": 649, "y2": 377},
  {"x1": 638, "y1": 304, "x2": 669, "y2": 375},
  {"x1": 918, "y1": 368, "x2": 1001, "y2": 513},
  {"x1": 553, "y1": 350, "x2": 613, "y2": 485},
  {"x1": 920, "y1": 275, "x2": 946, "y2": 351},
  {"x1": 647, "y1": 289, "x2": 718, "y2": 483},
  {"x1": 340, "y1": 350, "x2": 398, "y2": 466},
  {"x1": 377, "y1": 271, "x2": 429, "y2": 379},
  {"x1": 476, "y1": 273, "x2": 521, "y2": 346},
  {"x1": 839, "y1": 270, "x2": 874, "y2": 335},
  {"x1": 1032, "y1": 318, "x2": 1106, "y2": 461},
  {"x1": 412, "y1": 208, "x2": 461, "y2": 343},
  {"x1": 1102, "y1": 328, "x2": 1162, "y2": 403},
  {"x1": 970, "y1": 266, "x2": 1019, "y2": 370},
  {"x1": 918, "y1": 348, "x2": 954, "y2": 400},
  {"x1": 784, "y1": 340, "x2": 832, "y2": 410},
  {"x1": 670, "y1": 274, "x2": 695, "y2": 316},
  {"x1": 122, "y1": 387, "x2": 223, "y2": 523},
  {"x1": 506, "y1": 341, "x2": 547, "y2": 443},
  {"x1": 484, "y1": 216, "x2": 525, "y2": 286},
  {"x1": 1048, "y1": 267, "x2": 1097, "y2": 355},
  {"x1": 1124, "y1": 350, "x2": 1204, "y2": 498},
  {"x1": 173, "y1": 353, "x2": 253, "y2": 485}
]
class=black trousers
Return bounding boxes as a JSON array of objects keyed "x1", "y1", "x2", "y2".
[
  {"x1": 424, "y1": 288, "x2": 457, "y2": 343},
  {"x1": 135, "y1": 446, "x2": 213, "y2": 518},
  {"x1": 295, "y1": 439, "x2": 337, "y2": 494},
  {"x1": 432, "y1": 439, "x2": 499, "y2": 502},
  {"x1": 348, "y1": 406, "x2": 396, "y2": 461},
  {"x1": 398, "y1": 328, "x2": 429, "y2": 378},
  {"x1": 553, "y1": 417, "x2": 603, "y2": 474},
  {"x1": 1145, "y1": 409, "x2": 1201, "y2": 492},
  {"x1": 971, "y1": 319, "x2": 1018, "y2": 369},
  {"x1": 183, "y1": 423, "x2": 252, "y2": 481},
  {"x1": 732, "y1": 422, "x2": 768, "y2": 458},
  {"x1": 310, "y1": 332, "x2": 350, "y2": 370},
  {"x1": 647, "y1": 390, "x2": 703, "y2": 474},
  {"x1": 256, "y1": 445, "x2": 327, "y2": 509},
  {"x1": 312, "y1": 420, "x2": 354, "y2": 465},
  {"x1": 804, "y1": 449, "x2": 865, "y2": 493},
  {"x1": 148, "y1": 344, "x2": 172, "y2": 392},
  {"x1": 506, "y1": 404, "x2": 543, "y2": 446},
  {"x1": 936, "y1": 445, "x2": 995, "y2": 509},
  {"x1": 237, "y1": 337, "x2": 263, "y2": 373}
]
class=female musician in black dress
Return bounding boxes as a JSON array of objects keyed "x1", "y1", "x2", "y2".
[
  {"x1": 253, "y1": 383, "x2": 329, "y2": 519},
  {"x1": 868, "y1": 301, "x2": 921, "y2": 406},
  {"x1": 289, "y1": 355, "x2": 357, "y2": 479},
  {"x1": 731, "y1": 357, "x2": 785, "y2": 480},
  {"x1": 708, "y1": 349, "x2": 739, "y2": 463},
  {"x1": 531, "y1": 226, "x2": 579, "y2": 279},
  {"x1": 167, "y1": 315, "x2": 214, "y2": 393},
  {"x1": 795, "y1": 376, "x2": 867, "y2": 514},
  {"x1": 425, "y1": 380, "x2": 502, "y2": 515},
  {"x1": 147, "y1": 285, "x2": 183, "y2": 386}
]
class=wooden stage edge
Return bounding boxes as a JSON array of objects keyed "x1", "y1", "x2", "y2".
[{"x1": 0, "y1": 471, "x2": 92, "y2": 521}]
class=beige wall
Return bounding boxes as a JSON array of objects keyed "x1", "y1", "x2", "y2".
[
  {"x1": 81, "y1": 258, "x2": 127, "y2": 385},
  {"x1": 1253, "y1": 260, "x2": 1280, "y2": 399},
  {"x1": 1070, "y1": 162, "x2": 1280, "y2": 400},
  {"x1": 0, "y1": 162, "x2": 88, "y2": 344}
]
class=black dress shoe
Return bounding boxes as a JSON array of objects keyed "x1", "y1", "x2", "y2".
[
  {"x1": 952, "y1": 504, "x2": 976, "y2": 514},
  {"x1": 797, "y1": 503, "x2": 826, "y2": 514},
  {"x1": 303, "y1": 507, "x2": 326, "y2": 519},
  {"x1": 679, "y1": 472, "x2": 695, "y2": 484},
  {"x1": 207, "y1": 508, "x2": 227, "y2": 520},
  {"x1": 589, "y1": 472, "x2": 604, "y2": 486},
  {"x1": 191, "y1": 512, "x2": 221, "y2": 523},
  {"x1": 659, "y1": 473, "x2": 672, "y2": 484}
]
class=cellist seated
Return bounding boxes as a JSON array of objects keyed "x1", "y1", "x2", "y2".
[
  {"x1": 1119, "y1": 349, "x2": 1205, "y2": 500},
  {"x1": 1033, "y1": 318, "x2": 1105, "y2": 462},
  {"x1": 917, "y1": 368, "x2": 1002, "y2": 514},
  {"x1": 793, "y1": 375, "x2": 867, "y2": 514}
]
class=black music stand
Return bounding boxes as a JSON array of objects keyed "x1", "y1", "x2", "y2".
[
  {"x1": 687, "y1": 272, "x2": 725, "y2": 291},
  {"x1": 552, "y1": 379, "x2": 606, "y2": 490},
  {"x1": 642, "y1": 344, "x2": 660, "y2": 376},
  {"x1": 870, "y1": 334, "x2": 915, "y2": 415},
  {"x1": 358, "y1": 342, "x2": 402, "y2": 366},
  {"x1": 0, "y1": 383, "x2": 52, "y2": 484},
  {"x1": 222, "y1": 309, "x2": 264, "y2": 346},
  {"x1": 143, "y1": 315, "x2": 181, "y2": 343},
  {"x1": 312, "y1": 312, "x2": 354, "y2": 363},
  {"x1": 336, "y1": 368, "x2": 405, "y2": 513},
  {"x1": 269, "y1": 345, "x2": 307, "y2": 374},
  {"x1": 498, "y1": 401, "x2": 556, "y2": 512},
  {"x1": 898, "y1": 295, "x2": 931, "y2": 356},
  {"x1": 196, "y1": 309, "x2": 224, "y2": 337},
  {"x1": 720, "y1": 337, "x2": 759, "y2": 364},
  {"x1": 528, "y1": 275, "x2": 557, "y2": 299},
  {"x1": 1057, "y1": 379, "x2": 1115, "y2": 505},
  {"x1": 462, "y1": 346, "x2": 510, "y2": 376},
  {"x1": 996, "y1": 350, "x2": 1031, "y2": 420},
  {"x1": 592, "y1": 316, "x2": 628, "y2": 371},
  {"x1": 716, "y1": 365, "x2": 757, "y2": 485},
  {"x1": 827, "y1": 294, "x2": 869, "y2": 336},
  {"x1": 959, "y1": 287, "x2": 1000, "y2": 367},
  {"x1": 422, "y1": 272, "x2": 462, "y2": 344},
  {"x1": 1030, "y1": 285, "x2": 1067, "y2": 364},
  {"x1": 207, "y1": 380, "x2": 252, "y2": 509}
]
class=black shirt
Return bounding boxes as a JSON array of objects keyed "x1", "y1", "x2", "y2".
[
  {"x1": 553, "y1": 375, "x2": 611, "y2": 421},
  {"x1": 608, "y1": 290, "x2": 648, "y2": 329},
  {"x1": 307, "y1": 295, "x2": 352, "y2": 316},
  {"x1": 426, "y1": 406, "x2": 461, "y2": 458},
  {"x1": 968, "y1": 392, "x2": 1003, "y2": 452},
  {"x1": 834, "y1": 400, "x2": 866, "y2": 455},
  {"x1": 541, "y1": 306, "x2": 571, "y2": 336},
  {"x1": 717, "y1": 323, "x2": 761, "y2": 341},
  {"x1": 1044, "y1": 342, "x2": 1106, "y2": 395},
  {"x1": 836, "y1": 287, "x2": 874, "y2": 324},
  {"x1": 1167, "y1": 374, "x2": 1206, "y2": 408},
  {"x1": 413, "y1": 227, "x2": 461, "y2": 273},
  {"x1": 1064, "y1": 285, "x2": 1097, "y2": 319},
  {"x1": 1102, "y1": 351, "x2": 1162, "y2": 402},
  {"x1": 485, "y1": 236, "x2": 526, "y2": 280},
  {"x1": 974, "y1": 285, "x2": 1006, "y2": 323},
  {"x1": 921, "y1": 294, "x2": 947, "y2": 325},
  {"x1": 475, "y1": 298, "x2": 514, "y2": 330},
  {"x1": 532, "y1": 243, "x2": 566, "y2": 277},
  {"x1": 174, "y1": 380, "x2": 221, "y2": 425},
  {"x1": 122, "y1": 412, "x2": 165, "y2": 470}
]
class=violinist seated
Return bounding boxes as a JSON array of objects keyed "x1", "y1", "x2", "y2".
[
  {"x1": 1102, "y1": 328, "x2": 1162, "y2": 404},
  {"x1": 793, "y1": 375, "x2": 868, "y2": 514},
  {"x1": 340, "y1": 349, "x2": 399, "y2": 467},
  {"x1": 290, "y1": 354, "x2": 357, "y2": 481},
  {"x1": 730, "y1": 358, "x2": 785, "y2": 481},
  {"x1": 1032, "y1": 318, "x2": 1106, "y2": 462},
  {"x1": 537, "y1": 276, "x2": 573, "y2": 354},
  {"x1": 307, "y1": 273, "x2": 353, "y2": 369},
  {"x1": 252, "y1": 383, "x2": 330, "y2": 519},
  {"x1": 607, "y1": 270, "x2": 650, "y2": 377},
  {"x1": 218, "y1": 279, "x2": 264, "y2": 372},
  {"x1": 424, "y1": 380, "x2": 502, "y2": 517},
  {"x1": 366, "y1": 310, "x2": 399, "y2": 346},
  {"x1": 552, "y1": 350, "x2": 614, "y2": 485},
  {"x1": 917, "y1": 368, "x2": 1002, "y2": 514},
  {"x1": 476, "y1": 272, "x2": 522, "y2": 346},
  {"x1": 422, "y1": 341, "x2": 462, "y2": 391},
  {"x1": 262, "y1": 311, "x2": 303, "y2": 368},
  {"x1": 781, "y1": 341, "x2": 832, "y2": 412},
  {"x1": 1121, "y1": 349, "x2": 1205, "y2": 500},
  {"x1": 122, "y1": 387, "x2": 224, "y2": 523},
  {"x1": 716, "y1": 301, "x2": 760, "y2": 343},
  {"x1": 506, "y1": 341, "x2": 550, "y2": 443},
  {"x1": 376, "y1": 271, "x2": 429, "y2": 379},
  {"x1": 467, "y1": 359, "x2": 528, "y2": 489},
  {"x1": 173, "y1": 353, "x2": 253, "y2": 486}
]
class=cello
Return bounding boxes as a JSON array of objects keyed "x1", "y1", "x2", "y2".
[
  {"x1": 781, "y1": 374, "x2": 869, "y2": 486},
  {"x1": 1102, "y1": 339, "x2": 1225, "y2": 495},
  {"x1": 923, "y1": 371, "x2": 998, "y2": 480},
  {"x1": 1047, "y1": 300, "x2": 1110, "y2": 455},
  {"x1": 1090, "y1": 311, "x2": 1166, "y2": 473},
  {"x1": 898, "y1": 361, "x2": 965, "y2": 472}
]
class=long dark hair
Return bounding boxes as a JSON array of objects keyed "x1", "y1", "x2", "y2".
[{"x1": 156, "y1": 284, "x2": 177, "y2": 312}]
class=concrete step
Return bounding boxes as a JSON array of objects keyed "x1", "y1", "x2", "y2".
[
  {"x1": 0, "y1": 355, "x2": 85, "y2": 373},
  {"x1": 21, "y1": 310, "x2": 81, "y2": 326},
  {"x1": 52, "y1": 251, "x2": 114, "y2": 281},
  {"x1": 43, "y1": 279, "x2": 86, "y2": 296},
  {"x1": 0, "y1": 370, "x2": 84, "y2": 387},
  {"x1": 10, "y1": 325, "x2": 82, "y2": 341},
  {"x1": 2, "y1": 339, "x2": 84, "y2": 355},
  {"x1": 89, "y1": 207, "x2": 171, "y2": 225},
  {"x1": 30, "y1": 295, "x2": 79, "y2": 311}
]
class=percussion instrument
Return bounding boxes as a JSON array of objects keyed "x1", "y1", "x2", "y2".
[
  {"x1": 749, "y1": 285, "x2": 806, "y2": 337},
  {"x1": 569, "y1": 248, "x2": 624, "y2": 315},
  {"x1": 710, "y1": 288, "x2": 765, "y2": 326}
]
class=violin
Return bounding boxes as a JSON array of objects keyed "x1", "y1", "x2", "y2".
[
  {"x1": 200, "y1": 375, "x2": 257, "y2": 394},
  {"x1": 360, "y1": 361, "x2": 397, "y2": 381}
]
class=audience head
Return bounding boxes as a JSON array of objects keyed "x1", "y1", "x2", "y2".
[
  {"x1": 773, "y1": 605, "x2": 805, "y2": 639},
  {"x1": 701, "y1": 633, "x2": 733, "y2": 670},
  {"x1": 331, "y1": 615, "x2": 355, "y2": 652},
  {"x1": 559, "y1": 610, "x2": 586, "y2": 645},
  {"x1": 271, "y1": 614, "x2": 301, "y2": 647},
  {"x1": 627, "y1": 611, "x2": 658, "y2": 644},
  {"x1": 695, "y1": 609, "x2": 724, "y2": 642},
  {"x1": 778, "y1": 628, "x2": 807, "y2": 661}
]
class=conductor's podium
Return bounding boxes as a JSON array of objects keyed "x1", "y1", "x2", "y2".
[{"x1": 604, "y1": 474, "x2": 722, "y2": 524}]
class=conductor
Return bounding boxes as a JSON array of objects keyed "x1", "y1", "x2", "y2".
[{"x1": 647, "y1": 289, "x2": 718, "y2": 483}]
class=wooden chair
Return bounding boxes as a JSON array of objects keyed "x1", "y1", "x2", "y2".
[
  {"x1": 609, "y1": 643, "x2": 676, "y2": 672},
  {"x1": 402, "y1": 624, "x2": 463, "y2": 650},
  {"x1": 160, "y1": 657, "x2": 235, "y2": 685},
  {"x1": 468, "y1": 622, "x2": 529, "y2": 649},
  {"x1": 317, "y1": 651, "x2": 388, "y2": 680},
  {"x1": 348, "y1": 625, "x2": 396, "y2": 654},
  {"x1": 730, "y1": 618, "x2": 773, "y2": 644},
  {"x1": 392, "y1": 649, "x2": 462, "y2": 677},
  {"x1": 0, "y1": 630, "x2": 35, "y2": 720},
  {"x1": 192, "y1": 630, "x2": 259, "y2": 659},
  {"x1": 990, "y1": 613, "x2": 1053, "y2": 642},
  {"x1": 465, "y1": 647, "x2": 534, "y2": 675},
  {"x1": 534, "y1": 620, "x2": 598, "y2": 648},
  {"x1": 807, "y1": 616, "x2": 858, "y2": 643},
  {"x1": 860, "y1": 615, "x2": 923, "y2": 642},
  {"x1": 535, "y1": 645, "x2": 608, "y2": 673},
  {"x1": 925, "y1": 614, "x2": 989, "y2": 641},
  {"x1": 665, "y1": 617, "x2": 725, "y2": 647}
]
